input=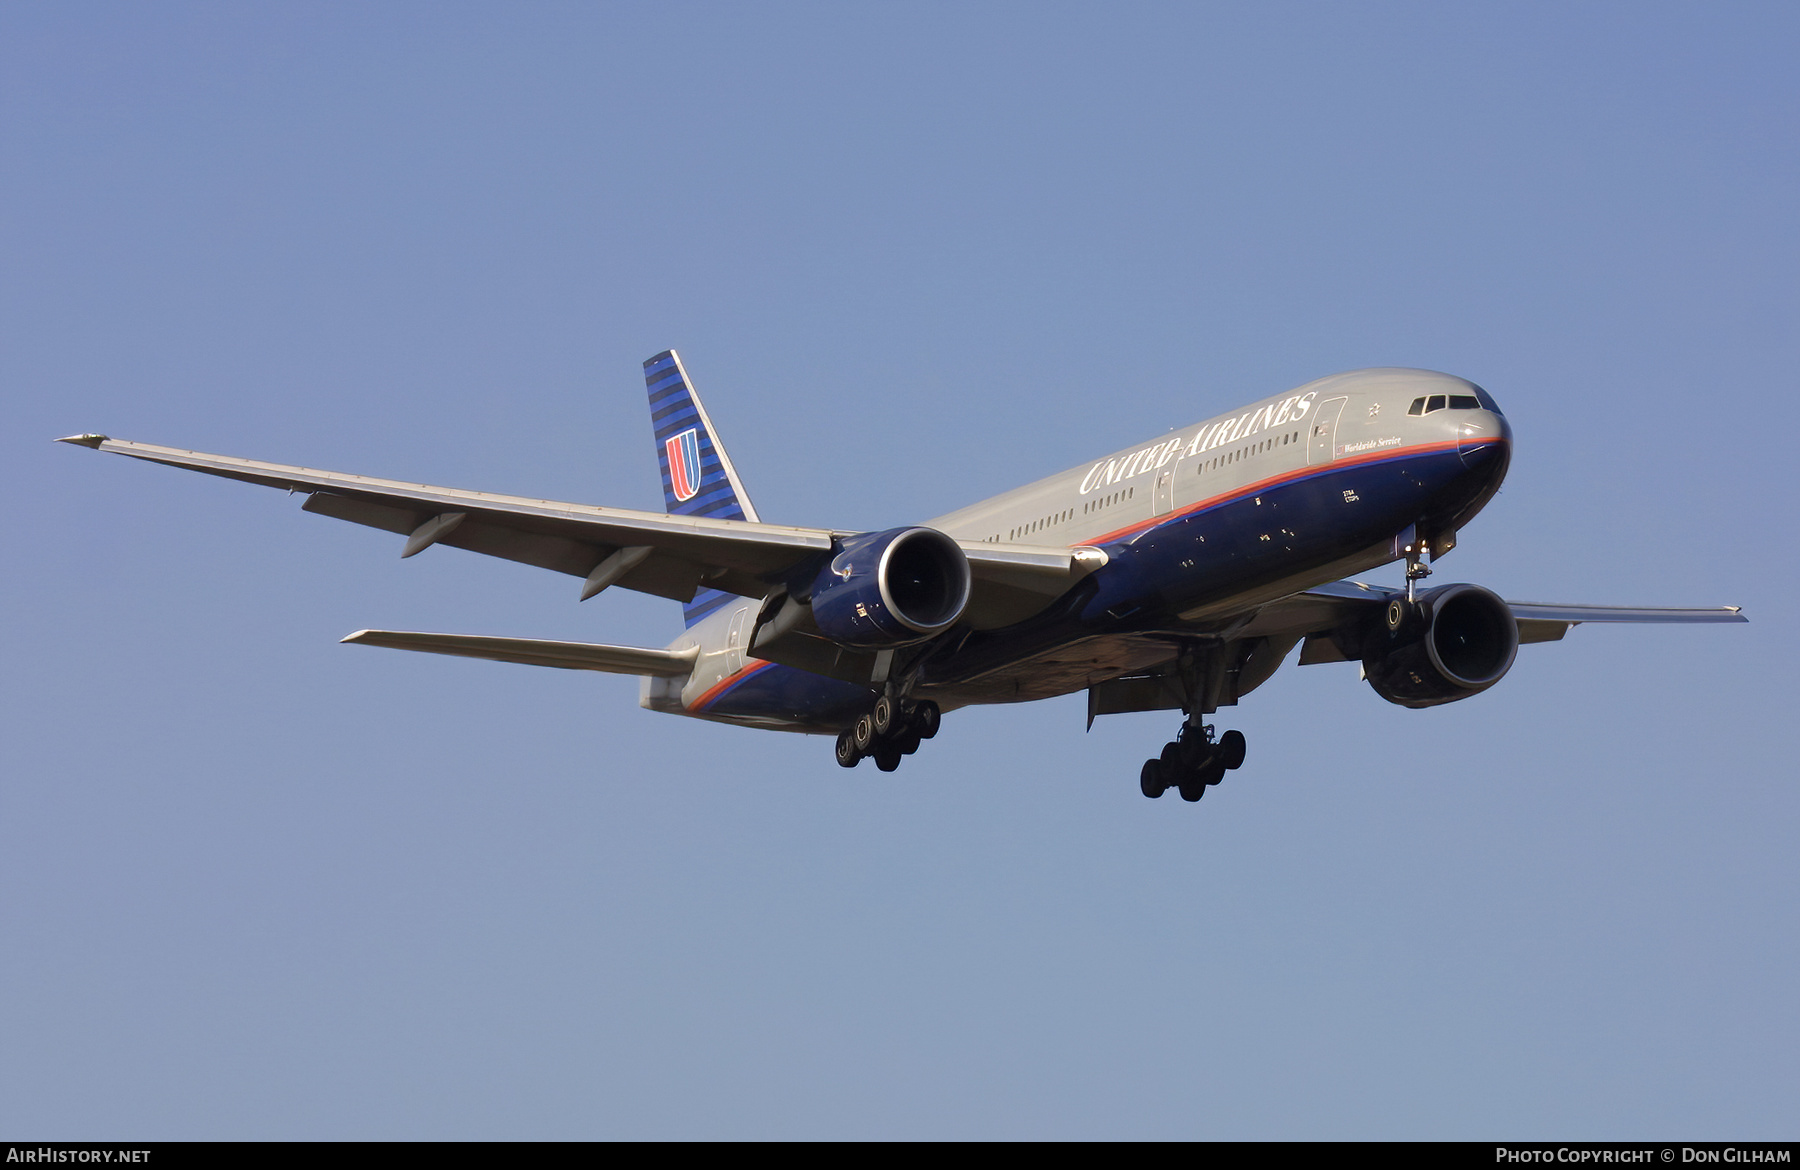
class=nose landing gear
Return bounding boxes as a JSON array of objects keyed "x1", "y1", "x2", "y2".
[
  {"x1": 1387, "y1": 530, "x2": 1434, "y2": 631},
  {"x1": 836, "y1": 698, "x2": 940, "y2": 772}
]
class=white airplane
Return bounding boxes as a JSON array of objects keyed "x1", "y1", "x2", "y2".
[{"x1": 61, "y1": 351, "x2": 1744, "y2": 802}]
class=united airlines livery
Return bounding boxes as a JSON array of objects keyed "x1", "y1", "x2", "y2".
[{"x1": 60, "y1": 352, "x2": 1745, "y2": 803}]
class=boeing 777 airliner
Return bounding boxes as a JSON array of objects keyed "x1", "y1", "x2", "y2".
[{"x1": 61, "y1": 352, "x2": 1744, "y2": 803}]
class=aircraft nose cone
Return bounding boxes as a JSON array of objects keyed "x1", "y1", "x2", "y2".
[{"x1": 1457, "y1": 411, "x2": 1511, "y2": 471}]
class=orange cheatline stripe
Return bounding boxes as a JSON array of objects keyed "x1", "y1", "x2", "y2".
[{"x1": 691, "y1": 658, "x2": 774, "y2": 711}]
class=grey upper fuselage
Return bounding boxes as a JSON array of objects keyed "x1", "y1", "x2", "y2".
[{"x1": 925, "y1": 367, "x2": 1507, "y2": 548}]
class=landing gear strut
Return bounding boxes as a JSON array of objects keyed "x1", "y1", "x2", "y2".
[
  {"x1": 837, "y1": 698, "x2": 940, "y2": 771},
  {"x1": 1139, "y1": 645, "x2": 1248, "y2": 803},
  {"x1": 1386, "y1": 534, "x2": 1434, "y2": 633},
  {"x1": 1140, "y1": 721, "x2": 1245, "y2": 801}
]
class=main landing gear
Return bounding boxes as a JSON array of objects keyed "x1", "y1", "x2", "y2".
[
  {"x1": 1140, "y1": 721, "x2": 1246, "y2": 802},
  {"x1": 836, "y1": 696, "x2": 941, "y2": 773}
]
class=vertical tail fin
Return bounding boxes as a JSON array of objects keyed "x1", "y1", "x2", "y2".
[{"x1": 643, "y1": 350, "x2": 761, "y2": 627}]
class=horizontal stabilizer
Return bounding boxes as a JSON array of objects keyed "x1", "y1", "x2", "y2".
[{"x1": 341, "y1": 630, "x2": 697, "y2": 676}]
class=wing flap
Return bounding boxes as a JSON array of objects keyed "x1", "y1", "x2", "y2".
[
  {"x1": 341, "y1": 629, "x2": 698, "y2": 676},
  {"x1": 440, "y1": 517, "x2": 604, "y2": 579},
  {"x1": 1517, "y1": 619, "x2": 1571, "y2": 644},
  {"x1": 301, "y1": 491, "x2": 419, "y2": 535}
]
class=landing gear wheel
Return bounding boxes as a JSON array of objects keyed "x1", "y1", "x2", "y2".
[
  {"x1": 835, "y1": 729, "x2": 861, "y2": 768},
  {"x1": 1197, "y1": 758, "x2": 1227, "y2": 787},
  {"x1": 1217, "y1": 729, "x2": 1246, "y2": 771},
  {"x1": 1140, "y1": 759, "x2": 1167, "y2": 799},
  {"x1": 1177, "y1": 725, "x2": 1212, "y2": 770},
  {"x1": 913, "y1": 701, "x2": 941, "y2": 740},
  {"x1": 874, "y1": 748, "x2": 902, "y2": 772},
  {"x1": 1178, "y1": 778, "x2": 1206, "y2": 802},
  {"x1": 853, "y1": 714, "x2": 876, "y2": 753},
  {"x1": 1385, "y1": 598, "x2": 1409, "y2": 633},
  {"x1": 896, "y1": 729, "x2": 923, "y2": 756},
  {"x1": 1160, "y1": 741, "x2": 1184, "y2": 772},
  {"x1": 872, "y1": 694, "x2": 896, "y2": 737}
]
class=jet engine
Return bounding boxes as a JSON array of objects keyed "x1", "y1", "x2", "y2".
[
  {"x1": 808, "y1": 526, "x2": 972, "y2": 648},
  {"x1": 1362, "y1": 583, "x2": 1519, "y2": 709}
]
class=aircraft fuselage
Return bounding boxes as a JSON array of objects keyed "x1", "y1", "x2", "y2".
[{"x1": 657, "y1": 368, "x2": 1512, "y2": 731}]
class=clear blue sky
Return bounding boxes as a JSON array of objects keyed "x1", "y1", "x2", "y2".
[{"x1": 3, "y1": 1, "x2": 1794, "y2": 1139}]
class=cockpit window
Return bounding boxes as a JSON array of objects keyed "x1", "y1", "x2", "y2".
[
  {"x1": 1472, "y1": 385, "x2": 1502, "y2": 414},
  {"x1": 1410, "y1": 392, "x2": 1489, "y2": 415}
]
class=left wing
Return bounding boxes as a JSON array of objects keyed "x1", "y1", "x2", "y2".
[{"x1": 58, "y1": 435, "x2": 1100, "y2": 617}]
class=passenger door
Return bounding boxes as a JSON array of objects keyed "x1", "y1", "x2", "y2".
[
  {"x1": 1308, "y1": 396, "x2": 1349, "y2": 465},
  {"x1": 1153, "y1": 468, "x2": 1175, "y2": 515}
]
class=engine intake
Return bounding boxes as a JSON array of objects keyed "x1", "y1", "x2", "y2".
[
  {"x1": 1362, "y1": 582, "x2": 1519, "y2": 708},
  {"x1": 808, "y1": 527, "x2": 972, "y2": 648}
]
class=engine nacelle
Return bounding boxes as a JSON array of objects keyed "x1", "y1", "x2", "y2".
[
  {"x1": 1362, "y1": 582, "x2": 1519, "y2": 709},
  {"x1": 808, "y1": 526, "x2": 972, "y2": 649}
]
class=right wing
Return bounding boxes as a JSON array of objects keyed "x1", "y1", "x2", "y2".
[{"x1": 59, "y1": 435, "x2": 1102, "y2": 622}]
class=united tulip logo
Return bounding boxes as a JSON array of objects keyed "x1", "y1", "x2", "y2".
[{"x1": 665, "y1": 428, "x2": 702, "y2": 502}]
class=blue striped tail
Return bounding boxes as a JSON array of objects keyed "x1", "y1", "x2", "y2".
[{"x1": 643, "y1": 350, "x2": 761, "y2": 627}]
